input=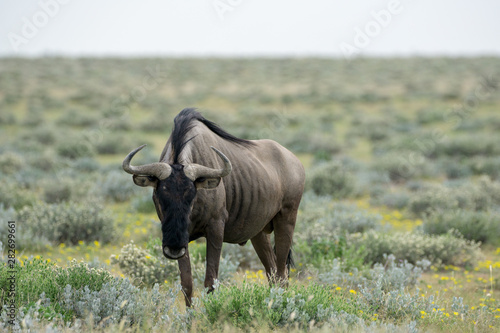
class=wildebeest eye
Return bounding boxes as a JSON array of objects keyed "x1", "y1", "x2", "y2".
[
  {"x1": 196, "y1": 177, "x2": 206, "y2": 183},
  {"x1": 147, "y1": 175, "x2": 156, "y2": 181}
]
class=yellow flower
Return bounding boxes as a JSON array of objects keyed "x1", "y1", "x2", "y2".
[
  {"x1": 336, "y1": 287, "x2": 342, "y2": 291},
  {"x1": 94, "y1": 240, "x2": 100, "y2": 247},
  {"x1": 145, "y1": 256, "x2": 151, "y2": 259},
  {"x1": 454, "y1": 312, "x2": 458, "y2": 316},
  {"x1": 78, "y1": 240, "x2": 84, "y2": 245},
  {"x1": 349, "y1": 289, "x2": 357, "y2": 295},
  {"x1": 420, "y1": 311, "x2": 426, "y2": 315}
]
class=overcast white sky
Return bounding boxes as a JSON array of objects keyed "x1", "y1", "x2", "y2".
[{"x1": 0, "y1": 0, "x2": 499, "y2": 57}]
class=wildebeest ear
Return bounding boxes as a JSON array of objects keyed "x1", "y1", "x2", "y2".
[
  {"x1": 194, "y1": 177, "x2": 221, "y2": 189},
  {"x1": 133, "y1": 175, "x2": 157, "y2": 188}
]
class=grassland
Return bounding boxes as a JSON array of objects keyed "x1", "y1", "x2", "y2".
[{"x1": 1, "y1": 57, "x2": 500, "y2": 331}]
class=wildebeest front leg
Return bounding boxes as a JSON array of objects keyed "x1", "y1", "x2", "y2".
[
  {"x1": 204, "y1": 221, "x2": 224, "y2": 292},
  {"x1": 178, "y1": 248, "x2": 193, "y2": 307}
]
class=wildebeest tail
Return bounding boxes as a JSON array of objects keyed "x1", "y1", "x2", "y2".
[
  {"x1": 286, "y1": 248, "x2": 295, "y2": 273},
  {"x1": 273, "y1": 245, "x2": 295, "y2": 277}
]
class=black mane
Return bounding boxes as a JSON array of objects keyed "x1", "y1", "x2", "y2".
[{"x1": 171, "y1": 108, "x2": 254, "y2": 164}]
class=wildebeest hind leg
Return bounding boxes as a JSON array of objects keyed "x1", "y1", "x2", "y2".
[
  {"x1": 251, "y1": 231, "x2": 277, "y2": 280},
  {"x1": 178, "y1": 248, "x2": 193, "y2": 307},
  {"x1": 272, "y1": 206, "x2": 298, "y2": 285}
]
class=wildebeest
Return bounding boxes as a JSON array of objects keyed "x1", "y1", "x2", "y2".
[{"x1": 123, "y1": 108, "x2": 305, "y2": 305}]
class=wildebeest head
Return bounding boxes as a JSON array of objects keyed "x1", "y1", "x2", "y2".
[{"x1": 123, "y1": 145, "x2": 231, "y2": 260}]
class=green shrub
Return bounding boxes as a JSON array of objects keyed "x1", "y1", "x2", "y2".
[
  {"x1": 42, "y1": 180, "x2": 72, "y2": 203},
  {"x1": 351, "y1": 230, "x2": 481, "y2": 267},
  {"x1": 406, "y1": 183, "x2": 492, "y2": 217},
  {"x1": 100, "y1": 170, "x2": 138, "y2": 202},
  {"x1": 17, "y1": 201, "x2": 115, "y2": 245},
  {"x1": 131, "y1": 193, "x2": 156, "y2": 214},
  {"x1": 60, "y1": 276, "x2": 180, "y2": 327},
  {"x1": 434, "y1": 135, "x2": 500, "y2": 158},
  {"x1": 28, "y1": 152, "x2": 62, "y2": 172},
  {"x1": 370, "y1": 191, "x2": 411, "y2": 209},
  {"x1": 57, "y1": 109, "x2": 99, "y2": 127},
  {"x1": 71, "y1": 157, "x2": 100, "y2": 173},
  {"x1": 95, "y1": 134, "x2": 136, "y2": 154},
  {"x1": 318, "y1": 255, "x2": 430, "y2": 292},
  {"x1": 0, "y1": 259, "x2": 181, "y2": 328},
  {"x1": 306, "y1": 162, "x2": 357, "y2": 198},
  {"x1": 0, "y1": 112, "x2": 16, "y2": 125},
  {"x1": 296, "y1": 196, "x2": 382, "y2": 238},
  {"x1": 416, "y1": 108, "x2": 443, "y2": 124},
  {"x1": 372, "y1": 152, "x2": 434, "y2": 183},
  {"x1": 111, "y1": 241, "x2": 178, "y2": 286},
  {"x1": 0, "y1": 181, "x2": 37, "y2": 210},
  {"x1": 139, "y1": 112, "x2": 173, "y2": 132},
  {"x1": 22, "y1": 126, "x2": 58, "y2": 145},
  {"x1": 348, "y1": 117, "x2": 394, "y2": 142},
  {"x1": 423, "y1": 210, "x2": 500, "y2": 243},
  {"x1": 443, "y1": 161, "x2": 472, "y2": 179},
  {"x1": 293, "y1": 193, "x2": 380, "y2": 268},
  {"x1": 112, "y1": 240, "x2": 238, "y2": 287},
  {"x1": 0, "y1": 206, "x2": 51, "y2": 252},
  {"x1": 57, "y1": 139, "x2": 95, "y2": 159},
  {"x1": 201, "y1": 282, "x2": 370, "y2": 329},
  {"x1": 477, "y1": 177, "x2": 500, "y2": 206},
  {"x1": 22, "y1": 105, "x2": 45, "y2": 127},
  {"x1": 0, "y1": 258, "x2": 112, "y2": 319},
  {"x1": 0, "y1": 152, "x2": 24, "y2": 175},
  {"x1": 468, "y1": 157, "x2": 500, "y2": 180},
  {"x1": 408, "y1": 187, "x2": 458, "y2": 217}
]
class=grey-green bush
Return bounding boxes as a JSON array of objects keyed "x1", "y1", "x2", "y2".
[
  {"x1": 57, "y1": 109, "x2": 99, "y2": 127},
  {"x1": 57, "y1": 139, "x2": 95, "y2": 159},
  {"x1": 350, "y1": 230, "x2": 481, "y2": 267},
  {"x1": 469, "y1": 157, "x2": 500, "y2": 180},
  {"x1": 372, "y1": 151, "x2": 434, "y2": 183},
  {"x1": 131, "y1": 193, "x2": 156, "y2": 214},
  {"x1": 306, "y1": 162, "x2": 357, "y2": 198},
  {"x1": 111, "y1": 241, "x2": 178, "y2": 286},
  {"x1": 99, "y1": 170, "x2": 138, "y2": 202},
  {"x1": 17, "y1": 200, "x2": 114, "y2": 245},
  {"x1": 370, "y1": 191, "x2": 411, "y2": 209},
  {"x1": 42, "y1": 180, "x2": 72, "y2": 203},
  {"x1": 0, "y1": 152, "x2": 24, "y2": 175},
  {"x1": 0, "y1": 181, "x2": 37, "y2": 210},
  {"x1": 296, "y1": 196, "x2": 382, "y2": 241},
  {"x1": 423, "y1": 210, "x2": 500, "y2": 243},
  {"x1": 408, "y1": 186, "x2": 458, "y2": 217}
]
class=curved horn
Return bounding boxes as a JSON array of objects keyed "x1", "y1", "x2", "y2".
[
  {"x1": 122, "y1": 144, "x2": 172, "y2": 180},
  {"x1": 183, "y1": 146, "x2": 232, "y2": 181}
]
